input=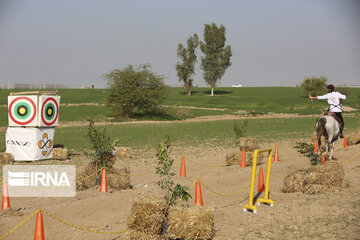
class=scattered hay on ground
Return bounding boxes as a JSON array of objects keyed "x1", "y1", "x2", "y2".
[
  {"x1": 239, "y1": 137, "x2": 259, "y2": 152},
  {"x1": 0, "y1": 208, "x2": 24, "y2": 217},
  {"x1": 225, "y1": 152, "x2": 264, "y2": 166},
  {"x1": 0, "y1": 153, "x2": 14, "y2": 164},
  {"x1": 126, "y1": 195, "x2": 166, "y2": 238},
  {"x1": 167, "y1": 204, "x2": 214, "y2": 240},
  {"x1": 115, "y1": 146, "x2": 131, "y2": 158},
  {"x1": 52, "y1": 148, "x2": 68, "y2": 160},
  {"x1": 282, "y1": 161, "x2": 346, "y2": 194},
  {"x1": 124, "y1": 229, "x2": 163, "y2": 240}
]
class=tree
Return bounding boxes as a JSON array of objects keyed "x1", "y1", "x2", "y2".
[
  {"x1": 200, "y1": 23, "x2": 232, "y2": 96},
  {"x1": 104, "y1": 64, "x2": 166, "y2": 119},
  {"x1": 176, "y1": 34, "x2": 199, "y2": 96},
  {"x1": 300, "y1": 76, "x2": 328, "y2": 97}
]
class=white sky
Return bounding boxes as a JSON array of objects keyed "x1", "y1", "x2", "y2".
[{"x1": 0, "y1": 0, "x2": 359, "y2": 88}]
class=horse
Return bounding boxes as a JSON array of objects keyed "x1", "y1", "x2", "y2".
[{"x1": 315, "y1": 114, "x2": 341, "y2": 160}]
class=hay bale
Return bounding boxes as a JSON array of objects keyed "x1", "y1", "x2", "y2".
[
  {"x1": 225, "y1": 152, "x2": 264, "y2": 166},
  {"x1": 124, "y1": 229, "x2": 163, "y2": 240},
  {"x1": 107, "y1": 167, "x2": 131, "y2": 190},
  {"x1": 76, "y1": 163, "x2": 98, "y2": 190},
  {"x1": 239, "y1": 137, "x2": 259, "y2": 152},
  {"x1": 115, "y1": 146, "x2": 131, "y2": 158},
  {"x1": 282, "y1": 171, "x2": 305, "y2": 193},
  {"x1": 347, "y1": 127, "x2": 360, "y2": 146},
  {"x1": 167, "y1": 205, "x2": 214, "y2": 240},
  {"x1": 127, "y1": 195, "x2": 166, "y2": 236},
  {"x1": 1, "y1": 153, "x2": 15, "y2": 164},
  {"x1": 0, "y1": 153, "x2": 14, "y2": 164},
  {"x1": 52, "y1": 148, "x2": 68, "y2": 160},
  {"x1": 282, "y1": 161, "x2": 345, "y2": 194}
]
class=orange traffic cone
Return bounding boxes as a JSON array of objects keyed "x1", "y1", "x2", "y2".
[
  {"x1": 240, "y1": 149, "x2": 246, "y2": 168},
  {"x1": 273, "y1": 144, "x2": 279, "y2": 162},
  {"x1": 314, "y1": 140, "x2": 318, "y2": 153},
  {"x1": 2, "y1": 183, "x2": 11, "y2": 210},
  {"x1": 99, "y1": 168, "x2": 108, "y2": 193},
  {"x1": 180, "y1": 156, "x2": 186, "y2": 177},
  {"x1": 34, "y1": 209, "x2": 45, "y2": 240},
  {"x1": 344, "y1": 136, "x2": 348, "y2": 149},
  {"x1": 258, "y1": 167, "x2": 265, "y2": 192},
  {"x1": 321, "y1": 154, "x2": 326, "y2": 163},
  {"x1": 195, "y1": 179, "x2": 204, "y2": 206}
]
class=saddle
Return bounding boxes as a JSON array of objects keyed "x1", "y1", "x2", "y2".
[{"x1": 324, "y1": 111, "x2": 342, "y2": 128}]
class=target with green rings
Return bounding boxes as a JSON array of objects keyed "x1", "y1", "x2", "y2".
[
  {"x1": 8, "y1": 96, "x2": 37, "y2": 126},
  {"x1": 14, "y1": 102, "x2": 31, "y2": 119},
  {"x1": 44, "y1": 103, "x2": 55, "y2": 120},
  {"x1": 40, "y1": 96, "x2": 59, "y2": 126}
]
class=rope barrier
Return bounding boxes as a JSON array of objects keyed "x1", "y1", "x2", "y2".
[
  {"x1": 186, "y1": 151, "x2": 243, "y2": 168},
  {"x1": 106, "y1": 167, "x2": 154, "y2": 176},
  {"x1": 199, "y1": 179, "x2": 251, "y2": 197},
  {"x1": 76, "y1": 167, "x2": 103, "y2": 184},
  {"x1": 343, "y1": 150, "x2": 360, "y2": 164},
  {"x1": 40, "y1": 209, "x2": 127, "y2": 234},
  {"x1": 0, "y1": 209, "x2": 38, "y2": 239}
]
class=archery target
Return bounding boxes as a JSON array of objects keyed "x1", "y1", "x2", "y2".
[
  {"x1": 8, "y1": 96, "x2": 38, "y2": 127},
  {"x1": 38, "y1": 96, "x2": 60, "y2": 127}
]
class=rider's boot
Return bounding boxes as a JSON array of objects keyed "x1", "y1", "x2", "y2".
[{"x1": 339, "y1": 129, "x2": 344, "y2": 138}]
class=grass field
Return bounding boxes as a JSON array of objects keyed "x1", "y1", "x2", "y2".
[{"x1": 0, "y1": 87, "x2": 359, "y2": 152}]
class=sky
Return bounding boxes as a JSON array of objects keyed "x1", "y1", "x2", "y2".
[{"x1": 0, "y1": 0, "x2": 359, "y2": 88}]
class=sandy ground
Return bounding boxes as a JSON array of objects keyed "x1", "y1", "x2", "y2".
[{"x1": 1, "y1": 139, "x2": 360, "y2": 240}]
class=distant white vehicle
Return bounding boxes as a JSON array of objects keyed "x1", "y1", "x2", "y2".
[{"x1": 231, "y1": 83, "x2": 242, "y2": 88}]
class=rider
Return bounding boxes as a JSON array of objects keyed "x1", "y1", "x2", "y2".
[{"x1": 309, "y1": 84, "x2": 346, "y2": 138}]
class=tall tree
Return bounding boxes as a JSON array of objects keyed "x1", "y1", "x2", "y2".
[
  {"x1": 176, "y1": 34, "x2": 199, "y2": 96},
  {"x1": 200, "y1": 23, "x2": 232, "y2": 96}
]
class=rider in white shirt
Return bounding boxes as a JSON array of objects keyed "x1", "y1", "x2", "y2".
[{"x1": 309, "y1": 84, "x2": 346, "y2": 138}]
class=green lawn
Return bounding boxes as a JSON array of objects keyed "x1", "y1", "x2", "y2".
[{"x1": 0, "y1": 87, "x2": 359, "y2": 152}]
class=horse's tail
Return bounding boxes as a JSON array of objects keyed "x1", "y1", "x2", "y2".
[{"x1": 316, "y1": 117, "x2": 327, "y2": 147}]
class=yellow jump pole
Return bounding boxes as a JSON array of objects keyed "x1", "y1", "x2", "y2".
[
  {"x1": 257, "y1": 150, "x2": 275, "y2": 206},
  {"x1": 243, "y1": 149, "x2": 258, "y2": 213}
]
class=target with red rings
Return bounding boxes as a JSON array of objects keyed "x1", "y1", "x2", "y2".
[
  {"x1": 39, "y1": 96, "x2": 60, "y2": 126},
  {"x1": 8, "y1": 96, "x2": 38, "y2": 126}
]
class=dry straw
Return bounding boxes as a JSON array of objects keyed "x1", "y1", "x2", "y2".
[
  {"x1": 0, "y1": 153, "x2": 14, "y2": 164},
  {"x1": 107, "y1": 167, "x2": 131, "y2": 190},
  {"x1": 127, "y1": 195, "x2": 166, "y2": 237},
  {"x1": 52, "y1": 148, "x2": 68, "y2": 160},
  {"x1": 167, "y1": 205, "x2": 214, "y2": 240},
  {"x1": 115, "y1": 146, "x2": 131, "y2": 158},
  {"x1": 76, "y1": 163, "x2": 130, "y2": 190},
  {"x1": 225, "y1": 152, "x2": 264, "y2": 166},
  {"x1": 124, "y1": 229, "x2": 163, "y2": 240},
  {"x1": 239, "y1": 137, "x2": 259, "y2": 152},
  {"x1": 282, "y1": 161, "x2": 346, "y2": 195}
]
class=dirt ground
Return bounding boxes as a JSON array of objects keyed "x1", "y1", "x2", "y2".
[{"x1": 1, "y1": 139, "x2": 360, "y2": 240}]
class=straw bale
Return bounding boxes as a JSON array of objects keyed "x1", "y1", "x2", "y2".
[
  {"x1": 115, "y1": 146, "x2": 131, "y2": 158},
  {"x1": 0, "y1": 153, "x2": 14, "y2": 164},
  {"x1": 347, "y1": 127, "x2": 360, "y2": 146},
  {"x1": 167, "y1": 205, "x2": 214, "y2": 240},
  {"x1": 52, "y1": 148, "x2": 68, "y2": 160},
  {"x1": 239, "y1": 137, "x2": 259, "y2": 152},
  {"x1": 127, "y1": 195, "x2": 166, "y2": 235},
  {"x1": 107, "y1": 167, "x2": 131, "y2": 190},
  {"x1": 76, "y1": 163, "x2": 98, "y2": 190},
  {"x1": 282, "y1": 171, "x2": 305, "y2": 193},
  {"x1": 282, "y1": 161, "x2": 345, "y2": 194},
  {"x1": 124, "y1": 229, "x2": 163, "y2": 240},
  {"x1": 225, "y1": 152, "x2": 264, "y2": 166}
]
